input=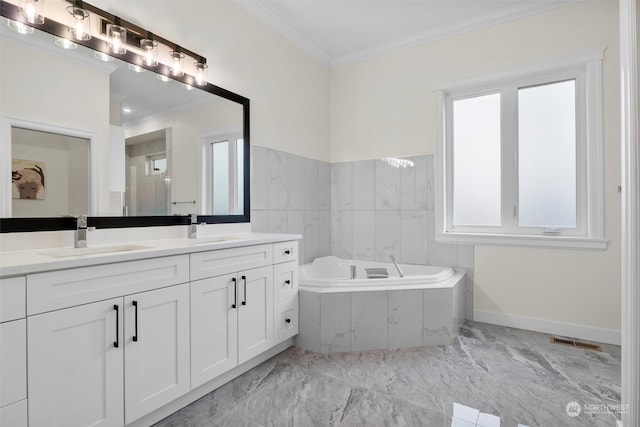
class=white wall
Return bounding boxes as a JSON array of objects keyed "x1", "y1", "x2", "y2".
[
  {"x1": 1, "y1": 40, "x2": 112, "y2": 214},
  {"x1": 331, "y1": 0, "x2": 621, "y2": 335},
  {"x1": 90, "y1": 0, "x2": 331, "y2": 163}
]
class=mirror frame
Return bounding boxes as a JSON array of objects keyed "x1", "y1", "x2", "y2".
[{"x1": 0, "y1": 0, "x2": 250, "y2": 233}]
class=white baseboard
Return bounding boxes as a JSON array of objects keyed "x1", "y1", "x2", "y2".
[{"x1": 473, "y1": 310, "x2": 621, "y2": 346}]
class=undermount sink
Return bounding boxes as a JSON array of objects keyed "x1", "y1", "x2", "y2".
[
  {"x1": 189, "y1": 236, "x2": 245, "y2": 245},
  {"x1": 40, "y1": 244, "x2": 152, "y2": 258}
]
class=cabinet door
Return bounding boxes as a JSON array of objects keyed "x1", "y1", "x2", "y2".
[
  {"x1": 191, "y1": 275, "x2": 238, "y2": 388},
  {"x1": 124, "y1": 284, "x2": 190, "y2": 424},
  {"x1": 0, "y1": 319, "x2": 26, "y2": 408},
  {"x1": 238, "y1": 266, "x2": 274, "y2": 364},
  {"x1": 28, "y1": 298, "x2": 124, "y2": 427}
]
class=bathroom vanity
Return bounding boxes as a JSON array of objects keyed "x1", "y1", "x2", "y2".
[{"x1": 0, "y1": 234, "x2": 300, "y2": 427}]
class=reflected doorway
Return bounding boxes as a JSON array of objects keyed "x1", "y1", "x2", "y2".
[{"x1": 124, "y1": 128, "x2": 170, "y2": 216}]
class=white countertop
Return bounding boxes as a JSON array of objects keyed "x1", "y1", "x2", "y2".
[{"x1": 0, "y1": 232, "x2": 301, "y2": 277}]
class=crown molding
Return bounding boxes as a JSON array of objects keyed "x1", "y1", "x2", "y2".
[
  {"x1": 235, "y1": 0, "x2": 331, "y2": 67},
  {"x1": 236, "y1": 0, "x2": 582, "y2": 69}
]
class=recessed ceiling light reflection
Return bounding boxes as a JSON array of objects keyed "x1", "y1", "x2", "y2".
[
  {"x1": 94, "y1": 51, "x2": 114, "y2": 62},
  {"x1": 6, "y1": 19, "x2": 34, "y2": 35},
  {"x1": 122, "y1": 107, "x2": 132, "y2": 114},
  {"x1": 54, "y1": 37, "x2": 77, "y2": 49},
  {"x1": 128, "y1": 64, "x2": 145, "y2": 73}
]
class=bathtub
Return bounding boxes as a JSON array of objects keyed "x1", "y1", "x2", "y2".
[{"x1": 296, "y1": 256, "x2": 466, "y2": 353}]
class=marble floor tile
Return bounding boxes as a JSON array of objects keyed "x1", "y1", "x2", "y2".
[{"x1": 154, "y1": 321, "x2": 621, "y2": 427}]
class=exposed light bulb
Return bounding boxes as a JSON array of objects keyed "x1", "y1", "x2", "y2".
[
  {"x1": 169, "y1": 51, "x2": 185, "y2": 77},
  {"x1": 67, "y1": 5, "x2": 90, "y2": 41},
  {"x1": 194, "y1": 62, "x2": 208, "y2": 86},
  {"x1": 20, "y1": 0, "x2": 44, "y2": 25},
  {"x1": 140, "y1": 39, "x2": 158, "y2": 67},
  {"x1": 108, "y1": 24, "x2": 126, "y2": 54}
]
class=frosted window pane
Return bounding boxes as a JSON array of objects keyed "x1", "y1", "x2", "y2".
[
  {"x1": 452, "y1": 93, "x2": 501, "y2": 226},
  {"x1": 212, "y1": 141, "x2": 229, "y2": 215},
  {"x1": 518, "y1": 80, "x2": 576, "y2": 228}
]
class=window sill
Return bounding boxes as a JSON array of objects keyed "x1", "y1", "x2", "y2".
[{"x1": 436, "y1": 231, "x2": 608, "y2": 250}]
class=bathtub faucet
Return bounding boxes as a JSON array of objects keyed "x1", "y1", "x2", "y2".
[{"x1": 389, "y1": 255, "x2": 404, "y2": 278}]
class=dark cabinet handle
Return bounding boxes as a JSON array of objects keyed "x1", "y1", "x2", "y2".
[
  {"x1": 284, "y1": 250, "x2": 291, "y2": 255},
  {"x1": 285, "y1": 280, "x2": 291, "y2": 285},
  {"x1": 132, "y1": 301, "x2": 139, "y2": 342},
  {"x1": 113, "y1": 305, "x2": 119, "y2": 348},
  {"x1": 232, "y1": 277, "x2": 237, "y2": 309},
  {"x1": 285, "y1": 318, "x2": 291, "y2": 324},
  {"x1": 241, "y1": 276, "x2": 247, "y2": 306}
]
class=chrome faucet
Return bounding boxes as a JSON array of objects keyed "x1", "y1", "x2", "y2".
[
  {"x1": 74, "y1": 215, "x2": 94, "y2": 248},
  {"x1": 389, "y1": 255, "x2": 404, "y2": 278},
  {"x1": 188, "y1": 214, "x2": 205, "y2": 239}
]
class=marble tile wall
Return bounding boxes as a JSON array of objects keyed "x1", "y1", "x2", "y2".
[
  {"x1": 330, "y1": 155, "x2": 475, "y2": 318},
  {"x1": 251, "y1": 148, "x2": 475, "y2": 319},
  {"x1": 251, "y1": 146, "x2": 331, "y2": 265},
  {"x1": 297, "y1": 273, "x2": 465, "y2": 353}
]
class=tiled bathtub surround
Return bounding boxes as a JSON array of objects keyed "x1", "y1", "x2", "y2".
[
  {"x1": 297, "y1": 273, "x2": 465, "y2": 353},
  {"x1": 251, "y1": 146, "x2": 331, "y2": 264},
  {"x1": 331, "y1": 156, "x2": 475, "y2": 318},
  {"x1": 251, "y1": 148, "x2": 475, "y2": 319}
]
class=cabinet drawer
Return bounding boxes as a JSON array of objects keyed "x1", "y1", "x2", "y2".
[
  {"x1": 27, "y1": 255, "x2": 189, "y2": 315},
  {"x1": 273, "y1": 241, "x2": 298, "y2": 264},
  {"x1": 0, "y1": 399, "x2": 27, "y2": 427},
  {"x1": 274, "y1": 299, "x2": 298, "y2": 344},
  {"x1": 0, "y1": 277, "x2": 25, "y2": 323},
  {"x1": 191, "y1": 244, "x2": 273, "y2": 281},
  {"x1": 0, "y1": 320, "x2": 26, "y2": 407},
  {"x1": 273, "y1": 261, "x2": 298, "y2": 305}
]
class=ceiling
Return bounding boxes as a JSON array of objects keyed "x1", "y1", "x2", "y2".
[{"x1": 237, "y1": 0, "x2": 580, "y2": 68}]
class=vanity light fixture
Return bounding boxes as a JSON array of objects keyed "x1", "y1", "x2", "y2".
[
  {"x1": 67, "y1": 1, "x2": 90, "y2": 41},
  {"x1": 194, "y1": 59, "x2": 208, "y2": 85},
  {"x1": 54, "y1": 36, "x2": 77, "y2": 49},
  {"x1": 6, "y1": 18, "x2": 34, "y2": 34},
  {"x1": 19, "y1": 0, "x2": 44, "y2": 25},
  {"x1": 169, "y1": 49, "x2": 185, "y2": 77},
  {"x1": 3, "y1": 0, "x2": 212, "y2": 89},
  {"x1": 140, "y1": 33, "x2": 158, "y2": 66},
  {"x1": 108, "y1": 17, "x2": 126, "y2": 54}
]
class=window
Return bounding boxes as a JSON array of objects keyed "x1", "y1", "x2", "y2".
[
  {"x1": 146, "y1": 153, "x2": 167, "y2": 176},
  {"x1": 202, "y1": 136, "x2": 244, "y2": 215},
  {"x1": 435, "y1": 49, "x2": 606, "y2": 249}
]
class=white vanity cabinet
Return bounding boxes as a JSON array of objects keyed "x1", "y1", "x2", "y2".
[
  {"x1": 2, "y1": 235, "x2": 300, "y2": 427},
  {"x1": 0, "y1": 276, "x2": 27, "y2": 427},
  {"x1": 26, "y1": 256, "x2": 191, "y2": 427},
  {"x1": 190, "y1": 245, "x2": 275, "y2": 388},
  {"x1": 273, "y1": 241, "x2": 299, "y2": 344}
]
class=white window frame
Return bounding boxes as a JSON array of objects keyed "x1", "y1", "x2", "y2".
[
  {"x1": 200, "y1": 132, "x2": 243, "y2": 215},
  {"x1": 435, "y1": 47, "x2": 607, "y2": 249}
]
